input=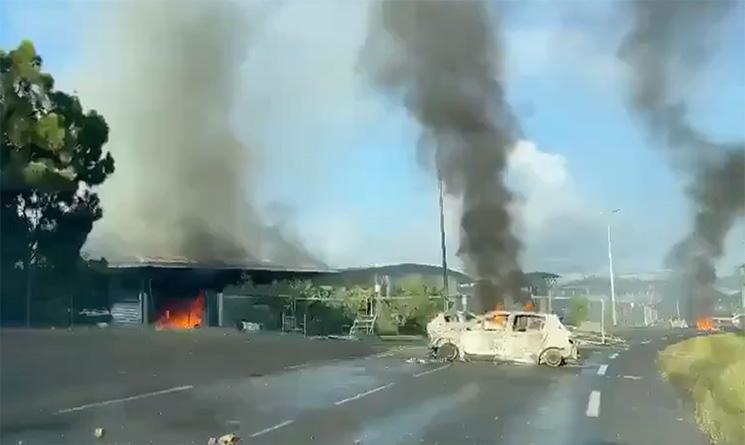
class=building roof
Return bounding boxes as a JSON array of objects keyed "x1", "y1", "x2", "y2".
[{"x1": 107, "y1": 257, "x2": 335, "y2": 274}]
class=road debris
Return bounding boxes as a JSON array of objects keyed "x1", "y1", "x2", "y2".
[
  {"x1": 237, "y1": 321, "x2": 261, "y2": 333},
  {"x1": 621, "y1": 375, "x2": 642, "y2": 380},
  {"x1": 405, "y1": 356, "x2": 447, "y2": 364},
  {"x1": 308, "y1": 335, "x2": 359, "y2": 341},
  {"x1": 570, "y1": 329, "x2": 627, "y2": 347},
  {"x1": 208, "y1": 433, "x2": 240, "y2": 445},
  {"x1": 93, "y1": 428, "x2": 105, "y2": 439}
]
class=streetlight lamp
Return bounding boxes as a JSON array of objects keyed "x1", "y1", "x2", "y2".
[{"x1": 602, "y1": 208, "x2": 621, "y2": 326}]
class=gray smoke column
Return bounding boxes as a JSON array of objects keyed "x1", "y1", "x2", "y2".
[
  {"x1": 84, "y1": 2, "x2": 321, "y2": 268},
  {"x1": 361, "y1": 1, "x2": 524, "y2": 311},
  {"x1": 618, "y1": 0, "x2": 745, "y2": 314}
]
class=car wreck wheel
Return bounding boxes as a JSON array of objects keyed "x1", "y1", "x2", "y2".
[
  {"x1": 434, "y1": 342, "x2": 459, "y2": 362},
  {"x1": 540, "y1": 348, "x2": 563, "y2": 367}
]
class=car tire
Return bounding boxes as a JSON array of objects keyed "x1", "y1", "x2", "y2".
[
  {"x1": 434, "y1": 342, "x2": 459, "y2": 362},
  {"x1": 540, "y1": 348, "x2": 563, "y2": 367}
]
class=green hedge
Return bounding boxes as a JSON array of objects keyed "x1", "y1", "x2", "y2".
[{"x1": 659, "y1": 333, "x2": 745, "y2": 445}]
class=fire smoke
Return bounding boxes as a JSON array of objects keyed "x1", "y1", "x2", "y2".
[
  {"x1": 83, "y1": 2, "x2": 321, "y2": 267},
  {"x1": 618, "y1": 0, "x2": 745, "y2": 311},
  {"x1": 362, "y1": 1, "x2": 524, "y2": 311}
]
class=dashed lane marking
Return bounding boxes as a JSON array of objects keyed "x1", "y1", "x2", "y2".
[
  {"x1": 55, "y1": 385, "x2": 194, "y2": 414},
  {"x1": 334, "y1": 383, "x2": 395, "y2": 406},
  {"x1": 249, "y1": 420, "x2": 295, "y2": 438},
  {"x1": 586, "y1": 390, "x2": 601, "y2": 418},
  {"x1": 413, "y1": 364, "x2": 451, "y2": 378},
  {"x1": 596, "y1": 364, "x2": 608, "y2": 376},
  {"x1": 608, "y1": 352, "x2": 619, "y2": 359}
]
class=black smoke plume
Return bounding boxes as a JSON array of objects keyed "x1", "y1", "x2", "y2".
[
  {"x1": 361, "y1": 1, "x2": 524, "y2": 311},
  {"x1": 83, "y1": 2, "x2": 322, "y2": 268},
  {"x1": 618, "y1": 0, "x2": 745, "y2": 316}
]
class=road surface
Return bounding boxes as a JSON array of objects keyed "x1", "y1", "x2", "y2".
[{"x1": 1, "y1": 328, "x2": 710, "y2": 445}]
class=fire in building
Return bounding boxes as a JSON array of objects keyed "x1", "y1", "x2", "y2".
[{"x1": 107, "y1": 258, "x2": 332, "y2": 328}]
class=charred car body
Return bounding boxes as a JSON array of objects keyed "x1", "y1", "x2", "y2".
[{"x1": 426, "y1": 310, "x2": 579, "y2": 367}]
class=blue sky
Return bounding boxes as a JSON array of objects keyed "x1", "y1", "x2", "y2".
[{"x1": 2, "y1": 0, "x2": 743, "y2": 276}]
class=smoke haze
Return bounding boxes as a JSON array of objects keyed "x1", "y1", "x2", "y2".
[
  {"x1": 618, "y1": 0, "x2": 745, "y2": 310},
  {"x1": 81, "y1": 2, "x2": 322, "y2": 268},
  {"x1": 361, "y1": 0, "x2": 524, "y2": 310}
]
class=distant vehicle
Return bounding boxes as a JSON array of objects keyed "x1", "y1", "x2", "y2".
[
  {"x1": 669, "y1": 317, "x2": 688, "y2": 329},
  {"x1": 427, "y1": 310, "x2": 578, "y2": 367}
]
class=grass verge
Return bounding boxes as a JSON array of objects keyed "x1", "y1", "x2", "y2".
[{"x1": 659, "y1": 333, "x2": 745, "y2": 445}]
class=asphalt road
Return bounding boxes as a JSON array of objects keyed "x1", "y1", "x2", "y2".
[{"x1": 0, "y1": 328, "x2": 711, "y2": 445}]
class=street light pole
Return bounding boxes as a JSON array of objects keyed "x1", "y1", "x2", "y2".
[
  {"x1": 605, "y1": 209, "x2": 620, "y2": 326},
  {"x1": 438, "y1": 175, "x2": 449, "y2": 302}
]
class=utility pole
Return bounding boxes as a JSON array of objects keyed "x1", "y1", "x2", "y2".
[
  {"x1": 739, "y1": 264, "x2": 745, "y2": 311},
  {"x1": 438, "y1": 175, "x2": 449, "y2": 301},
  {"x1": 603, "y1": 209, "x2": 620, "y2": 326}
]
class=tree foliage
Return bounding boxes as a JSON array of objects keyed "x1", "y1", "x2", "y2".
[
  {"x1": 567, "y1": 295, "x2": 590, "y2": 326},
  {"x1": 287, "y1": 277, "x2": 445, "y2": 335},
  {"x1": 1, "y1": 41, "x2": 115, "y2": 320}
]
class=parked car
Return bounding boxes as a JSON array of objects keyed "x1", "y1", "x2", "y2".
[{"x1": 427, "y1": 310, "x2": 578, "y2": 367}]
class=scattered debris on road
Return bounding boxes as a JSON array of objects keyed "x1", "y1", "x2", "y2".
[
  {"x1": 570, "y1": 330, "x2": 627, "y2": 347},
  {"x1": 208, "y1": 433, "x2": 240, "y2": 445},
  {"x1": 306, "y1": 334, "x2": 360, "y2": 341},
  {"x1": 237, "y1": 321, "x2": 261, "y2": 333},
  {"x1": 621, "y1": 375, "x2": 642, "y2": 380},
  {"x1": 94, "y1": 428, "x2": 105, "y2": 439}
]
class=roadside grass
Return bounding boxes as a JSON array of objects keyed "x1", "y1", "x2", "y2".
[{"x1": 659, "y1": 333, "x2": 745, "y2": 445}]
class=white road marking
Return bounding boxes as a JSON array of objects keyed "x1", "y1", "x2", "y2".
[
  {"x1": 640, "y1": 340, "x2": 651, "y2": 345},
  {"x1": 285, "y1": 363, "x2": 307, "y2": 370},
  {"x1": 55, "y1": 385, "x2": 193, "y2": 414},
  {"x1": 249, "y1": 419, "x2": 295, "y2": 438},
  {"x1": 334, "y1": 383, "x2": 395, "y2": 406},
  {"x1": 596, "y1": 364, "x2": 608, "y2": 376},
  {"x1": 585, "y1": 390, "x2": 601, "y2": 418},
  {"x1": 608, "y1": 353, "x2": 619, "y2": 359},
  {"x1": 413, "y1": 364, "x2": 451, "y2": 378}
]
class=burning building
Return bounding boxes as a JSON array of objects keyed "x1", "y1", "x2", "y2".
[{"x1": 107, "y1": 258, "x2": 333, "y2": 328}]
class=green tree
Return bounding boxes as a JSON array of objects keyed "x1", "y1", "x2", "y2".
[
  {"x1": 387, "y1": 276, "x2": 444, "y2": 333},
  {"x1": 1, "y1": 41, "x2": 115, "y2": 324},
  {"x1": 567, "y1": 295, "x2": 590, "y2": 326}
]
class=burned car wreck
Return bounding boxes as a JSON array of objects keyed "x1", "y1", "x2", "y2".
[{"x1": 426, "y1": 310, "x2": 579, "y2": 367}]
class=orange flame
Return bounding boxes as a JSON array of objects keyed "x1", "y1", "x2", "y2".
[
  {"x1": 156, "y1": 291, "x2": 205, "y2": 329},
  {"x1": 696, "y1": 316, "x2": 717, "y2": 331}
]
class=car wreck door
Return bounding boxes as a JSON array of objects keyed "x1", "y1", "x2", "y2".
[
  {"x1": 460, "y1": 318, "x2": 506, "y2": 356},
  {"x1": 504, "y1": 314, "x2": 547, "y2": 363}
]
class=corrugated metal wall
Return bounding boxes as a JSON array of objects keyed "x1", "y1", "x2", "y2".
[{"x1": 110, "y1": 301, "x2": 142, "y2": 325}]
